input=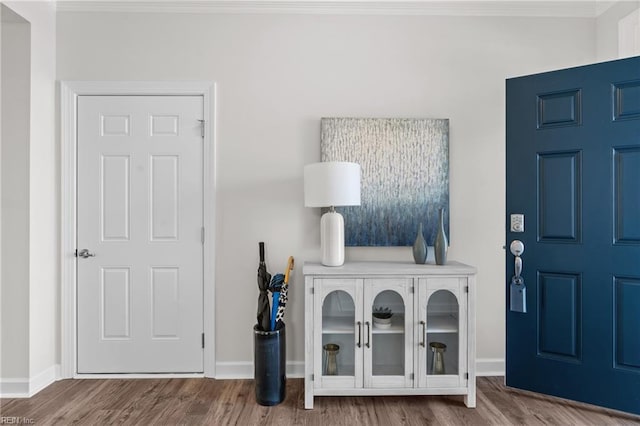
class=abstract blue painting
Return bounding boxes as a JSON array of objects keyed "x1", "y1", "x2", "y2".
[{"x1": 321, "y1": 118, "x2": 449, "y2": 247}]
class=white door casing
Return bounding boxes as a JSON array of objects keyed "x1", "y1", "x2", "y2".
[
  {"x1": 61, "y1": 82, "x2": 216, "y2": 378},
  {"x1": 77, "y1": 95, "x2": 203, "y2": 373}
]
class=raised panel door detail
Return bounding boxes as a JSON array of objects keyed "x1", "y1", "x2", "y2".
[
  {"x1": 537, "y1": 89, "x2": 581, "y2": 129},
  {"x1": 101, "y1": 155, "x2": 130, "y2": 241},
  {"x1": 537, "y1": 151, "x2": 582, "y2": 242},
  {"x1": 150, "y1": 115, "x2": 179, "y2": 136},
  {"x1": 614, "y1": 277, "x2": 640, "y2": 372},
  {"x1": 151, "y1": 267, "x2": 180, "y2": 339},
  {"x1": 614, "y1": 147, "x2": 640, "y2": 245},
  {"x1": 101, "y1": 267, "x2": 130, "y2": 339},
  {"x1": 101, "y1": 114, "x2": 130, "y2": 136},
  {"x1": 77, "y1": 95, "x2": 204, "y2": 373},
  {"x1": 537, "y1": 272, "x2": 581, "y2": 361},
  {"x1": 150, "y1": 155, "x2": 179, "y2": 241},
  {"x1": 612, "y1": 81, "x2": 640, "y2": 121}
]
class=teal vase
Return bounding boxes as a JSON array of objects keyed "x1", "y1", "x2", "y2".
[
  {"x1": 412, "y1": 223, "x2": 428, "y2": 264},
  {"x1": 434, "y1": 208, "x2": 448, "y2": 265}
]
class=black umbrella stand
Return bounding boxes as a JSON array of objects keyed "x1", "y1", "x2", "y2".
[{"x1": 253, "y1": 323, "x2": 286, "y2": 406}]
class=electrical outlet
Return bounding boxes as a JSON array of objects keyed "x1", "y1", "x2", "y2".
[{"x1": 510, "y1": 214, "x2": 524, "y2": 232}]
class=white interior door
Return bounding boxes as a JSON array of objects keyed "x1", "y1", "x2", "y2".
[{"x1": 77, "y1": 95, "x2": 204, "y2": 373}]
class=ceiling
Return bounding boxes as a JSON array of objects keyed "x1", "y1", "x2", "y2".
[{"x1": 55, "y1": 0, "x2": 623, "y2": 17}]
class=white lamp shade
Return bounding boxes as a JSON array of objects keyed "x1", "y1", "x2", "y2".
[{"x1": 304, "y1": 162, "x2": 361, "y2": 207}]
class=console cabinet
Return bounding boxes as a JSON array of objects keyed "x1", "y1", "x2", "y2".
[{"x1": 303, "y1": 261, "x2": 476, "y2": 409}]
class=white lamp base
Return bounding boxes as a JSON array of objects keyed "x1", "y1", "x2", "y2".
[{"x1": 320, "y1": 210, "x2": 345, "y2": 266}]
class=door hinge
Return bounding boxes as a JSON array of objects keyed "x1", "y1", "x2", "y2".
[
  {"x1": 311, "y1": 287, "x2": 314, "y2": 294},
  {"x1": 410, "y1": 286, "x2": 415, "y2": 294},
  {"x1": 465, "y1": 286, "x2": 469, "y2": 293},
  {"x1": 74, "y1": 249, "x2": 78, "y2": 257},
  {"x1": 410, "y1": 373, "x2": 414, "y2": 380},
  {"x1": 198, "y1": 119, "x2": 205, "y2": 138},
  {"x1": 202, "y1": 333, "x2": 205, "y2": 348},
  {"x1": 465, "y1": 372, "x2": 469, "y2": 379},
  {"x1": 201, "y1": 227, "x2": 205, "y2": 244}
]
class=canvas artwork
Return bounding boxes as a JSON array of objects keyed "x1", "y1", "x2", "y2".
[{"x1": 321, "y1": 117, "x2": 449, "y2": 247}]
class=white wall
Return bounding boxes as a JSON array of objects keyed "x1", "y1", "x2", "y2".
[
  {"x1": 1, "y1": 6, "x2": 31, "y2": 382},
  {"x1": 596, "y1": 1, "x2": 640, "y2": 61},
  {"x1": 56, "y1": 10, "x2": 597, "y2": 374},
  {"x1": 0, "y1": 0, "x2": 57, "y2": 395}
]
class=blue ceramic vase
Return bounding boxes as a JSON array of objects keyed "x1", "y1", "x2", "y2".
[
  {"x1": 412, "y1": 223, "x2": 428, "y2": 264},
  {"x1": 434, "y1": 208, "x2": 448, "y2": 265}
]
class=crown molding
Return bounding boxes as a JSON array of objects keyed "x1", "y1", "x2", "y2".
[{"x1": 55, "y1": 1, "x2": 615, "y2": 17}]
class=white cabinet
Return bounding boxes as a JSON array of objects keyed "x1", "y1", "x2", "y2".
[{"x1": 304, "y1": 261, "x2": 476, "y2": 409}]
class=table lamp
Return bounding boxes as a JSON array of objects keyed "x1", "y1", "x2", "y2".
[{"x1": 304, "y1": 162, "x2": 361, "y2": 266}]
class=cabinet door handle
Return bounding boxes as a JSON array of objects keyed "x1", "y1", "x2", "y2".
[
  {"x1": 420, "y1": 321, "x2": 426, "y2": 347},
  {"x1": 356, "y1": 321, "x2": 362, "y2": 348},
  {"x1": 365, "y1": 321, "x2": 371, "y2": 348}
]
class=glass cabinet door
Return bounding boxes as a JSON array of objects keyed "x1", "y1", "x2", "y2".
[
  {"x1": 364, "y1": 278, "x2": 413, "y2": 388},
  {"x1": 417, "y1": 278, "x2": 467, "y2": 388},
  {"x1": 314, "y1": 279, "x2": 363, "y2": 389}
]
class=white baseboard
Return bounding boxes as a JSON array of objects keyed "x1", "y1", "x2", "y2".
[
  {"x1": 0, "y1": 377, "x2": 29, "y2": 398},
  {"x1": 215, "y1": 361, "x2": 304, "y2": 379},
  {"x1": 74, "y1": 373, "x2": 204, "y2": 379},
  {"x1": 1, "y1": 360, "x2": 503, "y2": 395},
  {"x1": 476, "y1": 358, "x2": 505, "y2": 376},
  {"x1": 0, "y1": 364, "x2": 60, "y2": 398}
]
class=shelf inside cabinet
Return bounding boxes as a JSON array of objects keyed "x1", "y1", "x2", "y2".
[
  {"x1": 426, "y1": 314, "x2": 458, "y2": 333},
  {"x1": 371, "y1": 314, "x2": 405, "y2": 334},
  {"x1": 322, "y1": 316, "x2": 354, "y2": 334}
]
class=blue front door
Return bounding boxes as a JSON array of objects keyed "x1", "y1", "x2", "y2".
[{"x1": 506, "y1": 56, "x2": 640, "y2": 415}]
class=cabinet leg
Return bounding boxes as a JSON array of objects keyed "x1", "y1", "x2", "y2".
[
  {"x1": 304, "y1": 379, "x2": 314, "y2": 409},
  {"x1": 464, "y1": 389, "x2": 476, "y2": 408}
]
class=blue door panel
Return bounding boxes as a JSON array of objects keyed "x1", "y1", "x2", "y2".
[
  {"x1": 537, "y1": 89, "x2": 582, "y2": 128},
  {"x1": 614, "y1": 147, "x2": 640, "y2": 244},
  {"x1": 614, "y1": 277, "x2": 640, "y2": 371},
  {"x1": 537, "y1": 151, "x2": 581, "y2": 242},
  {"x1": 613, "y1": 80, "x2": 640, "y2": 121},
  {"x1": 537, "y1": 272, "x2": 581, "y2": 359},
  {"x1": 507, "y1": 56, "x2": 640, "y2": 415}
]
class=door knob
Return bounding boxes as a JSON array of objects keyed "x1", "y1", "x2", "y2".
[
  {"x1": 510, "y1": 240, "x2": 524, "y2": 279},
  {"x1": 510, "y1": 240, "x2": 524, "y2": 257},
  {"x1": 77, "y1": 249, "x2": 95, "y2": 258}
]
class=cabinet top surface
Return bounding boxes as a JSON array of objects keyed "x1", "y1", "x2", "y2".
[{"x1": 303, "y1": 260, "x2": 476, "y2": 276}]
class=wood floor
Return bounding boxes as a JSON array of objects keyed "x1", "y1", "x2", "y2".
[{"x1": 1, "y1": 377, "x2": 639, "y2": 425}]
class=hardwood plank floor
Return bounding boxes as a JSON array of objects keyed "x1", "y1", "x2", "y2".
[{"x1": 1, "y1": 377, "x2": 639, "y2": 425}]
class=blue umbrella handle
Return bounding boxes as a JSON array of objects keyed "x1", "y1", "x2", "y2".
[{"x1": 271, "y1": 291, "x2": 280, "y2": 331}]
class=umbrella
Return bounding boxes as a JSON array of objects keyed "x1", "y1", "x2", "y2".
[
  {"x1": 275, "y1": 257, "x2": 294, "y2": 329},
  {"x1": 269, "y1": 274, "x2": 285, "y2": 331},
  {"x1": 256, "y1": 242, "x2": 272, "y2": 331}
]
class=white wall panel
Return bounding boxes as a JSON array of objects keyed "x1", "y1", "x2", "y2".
[
  {"x1": 1, "y1": 7, "x2": 31, "y2": 381},
  {"x1": 56, "y1": 11, "x2": 600, "y2": 370},
  {"x1": 2, "y1": 0, "x2": 57, "y2": 386}
]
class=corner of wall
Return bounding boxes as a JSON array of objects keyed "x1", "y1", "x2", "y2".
[{"x1": 0, "y1": 364, "x2": 59, "y2": 398}]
